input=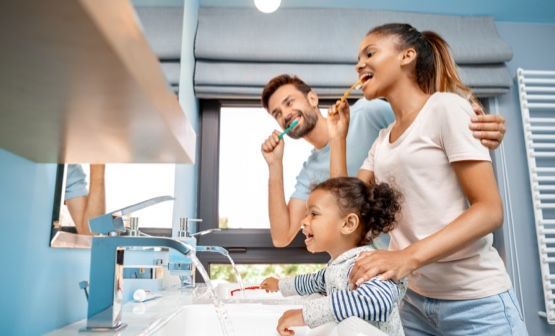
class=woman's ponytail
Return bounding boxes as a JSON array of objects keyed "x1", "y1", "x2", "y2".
[{"x1": 422, "y1": 31, "x2": 480, "y2": 106}]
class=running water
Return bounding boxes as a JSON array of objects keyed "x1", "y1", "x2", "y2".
[
  {"x1": 220, "y1": 251, "x2": 246, "y2": 298},
  {"x1": 196, "y1": 245, "x2": 245, "y2": 298},
  {"x1": 178, "y1": 243, "x2": 236, "y2": 336}
]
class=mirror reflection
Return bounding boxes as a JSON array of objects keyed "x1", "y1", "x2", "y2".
[
  {"x1": 50, "y1": 164, "x2": 175, "y2": 248},
  {"x1": 63, "y1": 164, "x2": 105, "y2": 235}
]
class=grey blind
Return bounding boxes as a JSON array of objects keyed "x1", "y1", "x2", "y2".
[
  {"x1": 195, "y1": 8, "x2": 513, "y2": 99},
  {"x1": 135, "y1": 7, "x2": 183, "y2": 93}
]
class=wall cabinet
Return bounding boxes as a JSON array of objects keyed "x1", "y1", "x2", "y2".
[{"x1": 0, "y1": 0, "x2": 195, "y2": 163}]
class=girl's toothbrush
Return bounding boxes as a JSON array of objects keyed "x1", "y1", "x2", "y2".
[
  {"x1": 278, "y1": 119, "x2": 300, "y2": 140},
  {"x1": 230, "y1": 285, "x2": 261, "y2": 296}
]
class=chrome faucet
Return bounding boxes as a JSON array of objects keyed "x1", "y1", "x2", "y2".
[
  {"x1": 83, "y1": 196, "x2": 183, "y2": 332},
  {"x1": 83, "y1": 197, "x2": 229, "y2": 331},
  {"x1": 84, "y1": 236, "x2": 193, "y2": 331}
]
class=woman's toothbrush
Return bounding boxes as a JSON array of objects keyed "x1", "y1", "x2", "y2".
[
  {"x1": 331, "y1": 79, "x2": 363, "y2": 116},
  {"x1": 278, "y1": 119, "x2": 299, "y2": 140},
  {"x1": 339, "y1": 78, "x2": 363, "y2": 105}
]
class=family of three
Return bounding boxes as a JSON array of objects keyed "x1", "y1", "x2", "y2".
[{"x1": 257, "y1": 23, "x2": 528, "y2": 336}]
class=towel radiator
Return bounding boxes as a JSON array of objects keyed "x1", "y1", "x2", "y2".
[{"x1": 517, "y1": 68, "x2": 555, "y2": 324}]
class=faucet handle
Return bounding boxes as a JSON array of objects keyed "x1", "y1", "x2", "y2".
[
  {"x1": 178, "y1": 218, "x2": 203, "y2": 238},
  {"x1": 128, "y1": 217, "x2": 139, "y2": 236},
  {"x1": 89, "y1": 196, "x2": 174, "y2": 235}
]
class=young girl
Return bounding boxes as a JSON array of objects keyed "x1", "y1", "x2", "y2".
[
  {"x1": 260, "y1": 177, "x2": 406, "y2": 336},
  {"x1": 328, "y1": 23, "x2": 528, "y2": 334}
]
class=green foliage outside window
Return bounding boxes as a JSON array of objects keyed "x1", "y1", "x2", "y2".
[{"x1": 210, "y1": 263, "x2": 325, "y2": 284}]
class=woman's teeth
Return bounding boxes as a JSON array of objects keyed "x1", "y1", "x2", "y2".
[{"x1": 360, "y1": 73, "x2": 373, "y2": 84}]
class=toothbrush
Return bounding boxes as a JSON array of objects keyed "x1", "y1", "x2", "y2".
[
  {"x1": 230, "y1": 285, "x2": 261, "y2": 296},
  {"x1": 278, "y1": 119, "x2": 299, "y2": 140},
  {"x1": 332, "y1": 79, "x2": 364, "y2": 115},
  {"x1": 338, "y1": 78, "x2": 363, "y2": 106}
]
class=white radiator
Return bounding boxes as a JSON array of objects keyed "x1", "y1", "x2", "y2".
[{"x1": 517, "y1": 68, "x2": 555, "y2": 324}]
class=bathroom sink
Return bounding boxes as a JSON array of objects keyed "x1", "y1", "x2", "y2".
[
  {"x1": 151, "y1": 302, "x2": 387, "y2": 336},
  {"x1": 152, "y1": 303, "x2": 333, "y2": 336}
]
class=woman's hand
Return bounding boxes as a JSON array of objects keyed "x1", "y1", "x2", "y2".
[
  {"x1": 276, "y1": 309, "x2": 305, "y2": 336},
  {"x1": 260, "y1": 277, "x2": 280, "y2": 292},
  {"x1": 348, "y1": 249, "x2": 419, "y2": 287},
  {"x1": 327, "y1": 99, "x2": 350, "y2": 141}
]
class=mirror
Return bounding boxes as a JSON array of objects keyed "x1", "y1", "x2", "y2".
[{"x1": 50, "y1": 164, "x2": 176, "y2": 248}]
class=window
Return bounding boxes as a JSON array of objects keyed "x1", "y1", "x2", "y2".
[
  {"x1": 219, "y1": 107, "x2": 312, "y2": 229},
  {"x1": 197, "y1": 100, "x2": 328, "y2": 272}
]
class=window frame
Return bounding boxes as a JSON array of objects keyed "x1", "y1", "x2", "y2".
[{"x1": 196, "y1": 99, "x2": 329, "y2": 268}]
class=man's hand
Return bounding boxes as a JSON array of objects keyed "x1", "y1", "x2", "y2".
[
  {"x1": 469, "y1": 103, "x2": 506, "y2": 150},
  {"x1": 261, "y1": 130, "x2": 285, "y2": 166},
  {"x1": 260, "y1": 277, "x2": 280, "y2": 292},
  {"x1": 277, "y1": 309, "x2": 305, "y2": 336},
  {"x1": 349, "y1": 249, "x2": 418, "y2": 287},
  {"x1": 327, "y1": 99, "x2": 350, "y2": 141}
]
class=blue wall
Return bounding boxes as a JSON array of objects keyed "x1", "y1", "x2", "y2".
[
  {"x1": 173, "y1": 0, "x2": 201, "y2": 229},
  {"x1": 0, "y1": 150, "x2": 90, "y2": 335},
  {"x1": 0, "y1": 1, "x2": 201, "y2": 334},
  {"x1": 201, "y1": 0, "x2": 555, "y2": 23},
  {"x1": 492, "y1": 22, "x2": 555, "y2": 336}
]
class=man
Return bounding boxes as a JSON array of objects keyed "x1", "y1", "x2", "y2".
[
  {"x1": 64, "y1": 164, "x2": 106, "y2": 235},
  {"x1": 260, "y1": 74, "x2": 506, "y2": 248}
]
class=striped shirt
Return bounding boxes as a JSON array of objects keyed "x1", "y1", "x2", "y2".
[{"x1": 279, "y1": 246, "x2": 406, "y2": 335}]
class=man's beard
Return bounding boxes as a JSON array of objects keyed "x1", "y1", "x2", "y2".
[{"x1": 286, "y1": 108, "x2": 319, "y2": 139}]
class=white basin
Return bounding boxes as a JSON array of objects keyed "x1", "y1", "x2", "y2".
[
  {"x1": 152, "y1": 303, "x2": 387, "y2": 336},
  {"x1": 152, "y1": 303, "x2": 334, "y2": 336}
]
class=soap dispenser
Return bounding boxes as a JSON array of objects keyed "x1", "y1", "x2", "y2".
[{"x1": 168, "y1": 217, "x2": 202, "y2": 287}]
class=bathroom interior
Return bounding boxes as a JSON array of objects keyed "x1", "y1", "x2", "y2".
[{"x1": 1, "y1": 0, "x2": 555, "y2": 335}]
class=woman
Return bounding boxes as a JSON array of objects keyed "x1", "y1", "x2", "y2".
[{"x1": 328, "y1": 23, "x2": 527, "y2": 335}]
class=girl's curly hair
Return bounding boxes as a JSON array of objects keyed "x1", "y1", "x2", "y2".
[{"x1": 312, "y1": 177, "x2": 401, "y2": 245}]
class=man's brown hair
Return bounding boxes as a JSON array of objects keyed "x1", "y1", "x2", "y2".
[{"x1": 261, "y1": 74, "x2": 312, "y2": 110}]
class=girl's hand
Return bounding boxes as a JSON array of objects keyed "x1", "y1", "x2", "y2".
[
  {"x1": 327, "y1": 99, "x2": 350, "y2": 141},
  {"x1": 276, "y1": 309, "x2": 305, "y2": 336},
  {"x1": 348, "y1": 249, "x2": 418, "y2": 287},
  {"x1": 260, "y1": 277, "x2": 280, "y2": 292}
]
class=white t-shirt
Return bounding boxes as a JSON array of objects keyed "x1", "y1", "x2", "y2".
[{"x1": 361, "y1": 92, "x2": 511, "y2": 300}]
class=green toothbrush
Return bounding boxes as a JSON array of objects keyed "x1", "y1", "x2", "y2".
[{"x1": 278, "y1": 119, "x2": 299, "y2": 140}]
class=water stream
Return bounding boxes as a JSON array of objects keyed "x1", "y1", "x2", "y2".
[
  {"x1": 220, "y1": 251, "x2": 246, "y2": 298},
  {"x1": 188, "y1": 250, "x2": 236, "y2": 336}
]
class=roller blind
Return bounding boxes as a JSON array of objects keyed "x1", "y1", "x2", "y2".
[{"x1": 194, "y1": 8, "x2": 513, "y2": 99}]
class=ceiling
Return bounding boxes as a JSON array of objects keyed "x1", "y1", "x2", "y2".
[{"x1": 133, "y1": 0, "x2": 555, "y2": 23}]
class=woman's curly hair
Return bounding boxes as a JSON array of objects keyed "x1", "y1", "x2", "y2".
[{"x1": 312, "y1": 177, "x2": 401, "y2": 245}]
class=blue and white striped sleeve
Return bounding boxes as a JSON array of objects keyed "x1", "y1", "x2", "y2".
[
  {"x1": 301, "y1": 277, "x2": 399, "y2": 328},
  {"x1": 278, "y1": 269, "x2": 327, "y2": 297},
  {"x1": 331, "y1": 278, "x2": 399, "y2": 322}
]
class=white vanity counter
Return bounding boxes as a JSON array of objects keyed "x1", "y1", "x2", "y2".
[
  {"x1": 48, "y1": 285, "x2": 386, "y2": 336},
  {"x1": 47, "y1": 289, "x2": 196, "y2": 336}
]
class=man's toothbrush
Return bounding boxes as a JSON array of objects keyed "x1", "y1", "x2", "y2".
[{"x1": 278, "y1": 119, "x2": 299, "y2": 140}]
